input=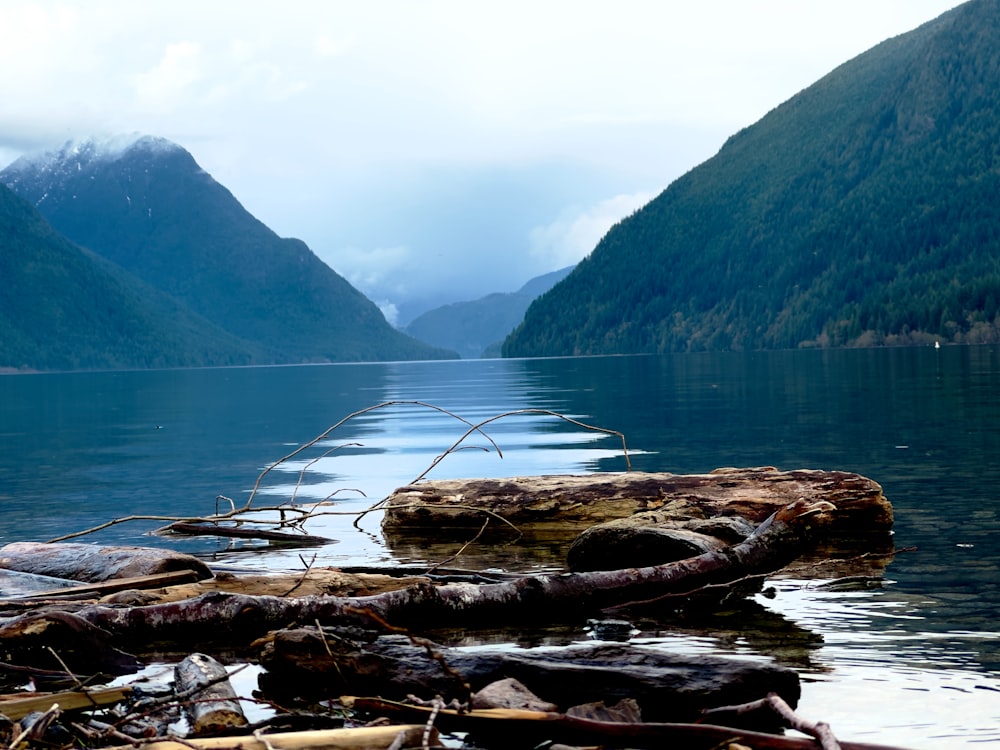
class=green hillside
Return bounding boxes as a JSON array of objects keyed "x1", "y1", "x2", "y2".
[
  {"x1": 0, "y1": 184, "x2": 262, "y2": 370},
  {"x1": 505, "y1": 0, "x2": 1000, "y2": 356},
  {"x1": 2, "y1": 137, "x2": 455, "y2": 364}
]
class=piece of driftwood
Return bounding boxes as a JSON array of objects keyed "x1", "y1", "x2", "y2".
[
  {"x1": 382, "y1": 467, "x2": 891, "y2": 540},
  {"x1": 122, "y1": 568, "x2": 433, "y2": 605},
  {"x1": 348, "y1": 697, "x2": 916, "y2": 750},
  {"x1": 0, "y1": 542, "x2": 213, "y2": 583},
  {"x1": 0, "y1": 500, "x2": 831, "y2": 665},
  {"x1": 5, "y1": 570, "x2": 204, "y2": 602},
  {"x1": 106, "y1": 725, "x2": 433, "y2": 750},
  {"x1": 0, "y1": 686, "x2": 131, "y2": 721},
  {"x1": 174, "y1": 653, "x2": 248, "y2": 734},
  {"x1": 258, "y1": 632, "x2": 800, "y2": 728},
  {"x1": 161, "y1": 522, "x2": 334, "y2": 547}
]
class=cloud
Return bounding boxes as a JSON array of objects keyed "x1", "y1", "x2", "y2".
[
  {"x1": 0, "y1": 0, "x2": 968, "y2": 321},
  {"x1": 529, "y1": 192, "x2": 656, "y2": 269}
]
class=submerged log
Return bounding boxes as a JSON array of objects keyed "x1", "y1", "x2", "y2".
[
  {"x1": 382, "y1": 467, "x2": 892, "y2": 541},
  {"x1": 259, "y1": 631, "x2": 800, "y2": 729},
  {"x1": 0, "y1": 542, "x2": 213, "y2": 583}
]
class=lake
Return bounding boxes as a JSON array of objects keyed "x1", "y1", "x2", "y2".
[{"x1": 2, "y1": 347, "x2": 999, "y2": 748}]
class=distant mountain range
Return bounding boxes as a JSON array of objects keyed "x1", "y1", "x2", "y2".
[
  {"x1": 1, "y1": 135, "x2": 455, "y2": 370},
  {"x1": 404, "y1": 266, "x2": 573, "y2": 358},
  {"x1": 505, "y1": 0, "x2": 1000, "y2": 356}
]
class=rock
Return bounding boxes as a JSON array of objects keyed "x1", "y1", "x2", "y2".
[{"x1": 472, "y1": 678, "x2": 558, "y2": 712}]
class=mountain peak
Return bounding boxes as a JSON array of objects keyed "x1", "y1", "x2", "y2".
[{"x1": 5, "y1": 133, "x2": 180, "y2": 176}]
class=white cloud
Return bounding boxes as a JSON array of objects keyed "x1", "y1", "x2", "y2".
[{"x1": 530, "y1": 192, "x2": 656, "y2": 269}]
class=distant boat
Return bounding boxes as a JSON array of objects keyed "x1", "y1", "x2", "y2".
[{"x1": 935, "y1": 341, "x2": 941, "y2": 349}]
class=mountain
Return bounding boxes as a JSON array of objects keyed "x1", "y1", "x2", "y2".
[
  {"x1": 504, "y1": 0, "x2": 1000, "y2": 357},
  {"x1": 404, "y1": 266, "x2": 573, "y2": 358},
  {"x1": 2, "y1": 135, "x2": 455, "y2": 364},
  {"x1": 0, "y1": 183, "x2": 263, "y2": 370}
]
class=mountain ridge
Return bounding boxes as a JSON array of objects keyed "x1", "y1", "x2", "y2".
[
  {"x1": 3, "y1": 136, "x2": 456, "y2": 366},
  {"x1": 505, "y1": 1, "x2": 999, "y2": 356}
]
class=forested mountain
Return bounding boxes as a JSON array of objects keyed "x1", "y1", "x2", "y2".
[
  {"x1": 405, "y1": 266, "x2": 573, "y2": 358},
  {"x1": 504, "y1": 0, "x2": 1000, "y2": 357},
  {"x1": 0, "y1": 184, "x2": 262, "y2": 370},
  {"x1": 2, "y1": 136, "x2": 455, "y2": 365}
]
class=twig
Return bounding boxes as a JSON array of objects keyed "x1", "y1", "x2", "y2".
[
  {"x1": 244, "y1": 401, "x2": 503, "y2": 509},
  {"x1": 423, "y1": 518, "x2": 490, "y2": 575},
  {"x1": 281, "y1": 554, "x2": 318, "y2": 597},
  {"x1": 701, "y1": 692, "x2": 842, "y2": 750}
]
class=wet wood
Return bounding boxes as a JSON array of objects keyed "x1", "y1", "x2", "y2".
[
  {"x1": 382, "y1": 467, "x2": 892, "y2": 541},
  {"x1": 350, "y1": 697, "x2": 915, "y2": 750},
  {"x1": 0, "y1": 542, "x2": 213, "y2": 583},
  {"x1": 0, "y1": 610, "x2": 141, "y2": 677},
  {"x1": 174, "y1": 653, "x2": 247, "y2": 734},
  {"x1": 162, "y1": 522, "x2": 334, "y2": 546},
  {"x1": 259, "y1": 632, "x2": 801, "y2": 727}
]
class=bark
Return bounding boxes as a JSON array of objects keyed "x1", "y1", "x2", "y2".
[
  {"x1": 0, "y1": 542, "x2": 213, "y2": 583},
  {"x1": 258, "y1": 632, "x2": 801, "y2": 729}
]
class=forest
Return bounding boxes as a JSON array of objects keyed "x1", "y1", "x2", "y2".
[{"x1": 504, "y1": 0, "x2": 1000, "y2": 356}]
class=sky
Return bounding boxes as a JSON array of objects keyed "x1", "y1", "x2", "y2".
[{"x1": 0, "y1": 1, "x2": 967, "y2": 325}]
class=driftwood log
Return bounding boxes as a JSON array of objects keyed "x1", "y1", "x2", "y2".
[
  {"x1": 174, "y1": 653, "x2": 247, "y2": 734},
  {"x1": 382, "y1": 467, "x2": 891, "y2": 539},
  {"x1": 0, "y1": 543, "x2": 213, "y2": 583},
  {"x1": 0, "y1": 500, "x2": 832, "y2": 670},
  {"x1": 259, "y1": 631, "x2": 800, "y2": 730}
]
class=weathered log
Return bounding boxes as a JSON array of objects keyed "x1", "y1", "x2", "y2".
[
  {"x1": 0, "y1": 686, "x2": 130, "y2": 721},
  {"x1": 350, "y1": 697, "x2": 917, "y2": 750},
  {"x1": 161, "y1": 522, "x2": 334, "y2": 546},
  {"x1": 0, "y1": 610, "x2": 140, "y2": 677},
  {"x1": 258, "y1": 631, "x2": 801, "y2": 728},
  {"x1": 0, "y1": 542, "x2": 213, "y2": 583},
  {"x1": 6, "y1": 570, "x2": 203, "y2": 602},
  {"x1": 382, "y1": 468, "x2": 891, "y2": 541},
  {"x1": 174, "y1": 653, "x2": 248, "y2": 734}
]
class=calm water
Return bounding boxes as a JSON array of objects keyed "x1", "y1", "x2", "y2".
[{"x1": 2, "y1": 347, "x2": 1000, "y2": 747}]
